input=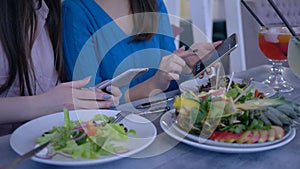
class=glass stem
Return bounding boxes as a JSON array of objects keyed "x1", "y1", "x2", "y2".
[
  {"x1": 264, "y1": 59, "x2": 293, "y2": 92},
  {"x1": 271, "y1": 60, "x2": 284, "y2": 81}
]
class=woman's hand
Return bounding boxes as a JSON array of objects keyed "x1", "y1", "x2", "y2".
[
  {"x1": 124, "y1": 42, "x2": 222, "y2": 101},
  {"x1": 152, "y1": 48, "x2": 195, "y2": 90},
  {"x1": 41, "y1": 77, "x2": 121, "y2": 112},
  {"x1": 0, "y1": 77, "x2": 122, "y2": 124},
  {"x1": 181, "y1": 41, "x2": 222, "y2": 69},
  {"x1": 153, "y1": 41, "x2": 222, "y2": 88},
  {"x1": 95, "y1": 80, "x2": 122, "y2": 104}
]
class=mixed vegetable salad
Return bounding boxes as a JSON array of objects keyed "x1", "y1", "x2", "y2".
[
  {"x1": 174, "y1": 78, "x2": 300, "y2": 143},
  {"x1": 36, "y1": 109, "x2": 136, "y2": 159}
]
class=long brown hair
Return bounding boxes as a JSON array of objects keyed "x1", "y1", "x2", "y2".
[
  {"x1": 129, "y1": 0, "x2": 158, "y2": 41},
  {"x1": 0, "y1": 0, "x2": 65, "y2": 96}
]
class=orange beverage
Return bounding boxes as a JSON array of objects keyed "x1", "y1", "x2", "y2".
[
  {"x1": 258, "y1": 27, "x2": 291, "y2": 60},
  {"x1": 256, "y1": 26, "x2": 300, "y2": 93}
]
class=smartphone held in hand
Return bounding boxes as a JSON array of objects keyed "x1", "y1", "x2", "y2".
[
  {"x1": 97, "y1": 68, "x2": 149, "y2": 89},
  {"x1": 192, "y1": 33, "x2": 238, "y2": 78}
]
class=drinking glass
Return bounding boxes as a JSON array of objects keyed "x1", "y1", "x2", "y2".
[
  {"x1": 288, "y1": 36, "x2": 300, "y2": 78},
  {"x1": 258, "y1": 26, "x2": 299, "y2": 92}
]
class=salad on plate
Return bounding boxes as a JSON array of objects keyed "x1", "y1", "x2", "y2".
[
  {"x1": 174, "y1": 77, "x2": 300, "y2": 144},
  {"x1": 36, "y1": 109, "x2": 136, "y2": 159}
]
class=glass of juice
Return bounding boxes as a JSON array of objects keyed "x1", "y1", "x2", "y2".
[{"x1": 258, "y1": 26, "x2": 299, "y2": 92}]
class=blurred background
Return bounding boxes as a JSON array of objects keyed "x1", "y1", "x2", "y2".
[{"x1": 164, "y1": 0, "x2": 300, "y2": 74}]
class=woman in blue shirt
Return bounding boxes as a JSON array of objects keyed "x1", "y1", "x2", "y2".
[{"x1": 63, "y1": 0, "x2": 204, "y2": 102}]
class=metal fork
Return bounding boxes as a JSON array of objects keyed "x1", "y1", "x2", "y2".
[{"x1": 109, "y1": 111, "x2": 132, "y2": 123}]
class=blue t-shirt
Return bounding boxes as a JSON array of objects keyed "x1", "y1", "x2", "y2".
[{"x1": 62, "y1": 0, "x2": 181, "y2": 93}]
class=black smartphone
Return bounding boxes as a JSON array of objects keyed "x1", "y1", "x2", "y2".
[{"x1": 192, "y1": 33, "x2": 238, "y2": 78}]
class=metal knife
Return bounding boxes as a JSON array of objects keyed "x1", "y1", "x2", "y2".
[
  {"x1": 137, "y1": 106, "x2": 170, "y2": 115},
  {"x1": 135, "y1": 97, "x2": 174, "y2": 109}
]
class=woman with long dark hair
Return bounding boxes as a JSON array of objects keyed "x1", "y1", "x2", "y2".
[{"x1": 0, "y1": 0, "x2": 121, "y2": 135}]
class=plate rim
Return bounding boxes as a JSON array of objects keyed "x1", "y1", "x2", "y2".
[
  {"x1": 160, "y1": 110, "x2": 296, "y2": 153},
  {"x1": 10, "y1": 109, "x2": 157, "y2": 166},
  {"x1": 172, "y1": 116, "x2": 292, "y2": 148},
  {"x1": 179, "y1": 78, "x2": 276, "y2": 98}
]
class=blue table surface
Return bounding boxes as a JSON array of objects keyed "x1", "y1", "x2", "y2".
[{"x1": 1, "y1": 65, "x2": 300, "y2": 169}]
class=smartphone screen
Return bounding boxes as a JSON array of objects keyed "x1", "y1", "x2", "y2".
[{"x1": 192, "y1": 33, "x2": 238, "y2": 77}]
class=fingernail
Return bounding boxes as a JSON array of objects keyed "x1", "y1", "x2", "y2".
[
  {"x1": 110, "y1": 103, "x2": 116, "y2": 109},
  {"x1": 192, "y1": 49, "x2": 198, "y2": 53},
  {"x1": 103, "y1": 94, "x2": 112, "y2": 100},
  {"x1": 106, "y1": 86, "x2": 112, "y2": 92}
]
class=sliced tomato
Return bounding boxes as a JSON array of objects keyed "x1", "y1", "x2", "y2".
[
  {"x1": 213, "y1": 131, "x2": 231, "y2": 142},
  {"x1": 217, "y1": 131, "x2": 244, "y2": 143},
  {"x1": 209, "y1": 127, "x2": 284, "y2": 144},
  {"x1": 86, "y1": 122, "x2": 97, "y2": 136},
  {"x1": 209, "y1": 131, "x2": 224, "y2": 140}
]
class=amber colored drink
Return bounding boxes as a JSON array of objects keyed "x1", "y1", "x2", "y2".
[
  {"x1": 257, "y1": 27, "x2": 300, "y2": 93},
  {"x1": 258, "y1": 32, "x2": 290, "y2": 60},
  {"x1": 258, "y1": 28, "x2": 291, "y2": 60}
]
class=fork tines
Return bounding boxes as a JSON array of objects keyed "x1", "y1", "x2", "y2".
[
  {"x1": 110, "y1": 111, "x2": 131, "y2": 123},
  {"x1": 110, "y1": 113, "x2": 123, "y2": 123}
]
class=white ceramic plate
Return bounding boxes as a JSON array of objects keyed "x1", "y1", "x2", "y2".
[
  {"x1": 10, "y1": 109, "x2": 157, "y2": 166},
  {"x1": 179, "y1": 78, "x2": 276, "y2": 97},
  {"x1": 160, "y1": 110, "x2": 296, "y2": 153},
  {"x1": 172, "y1": 118, "x2": 293, "y2": 148}
]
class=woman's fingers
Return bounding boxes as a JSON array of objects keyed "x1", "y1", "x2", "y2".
[
  {"x1": 174, "y1": 46, "x2": 186, "y2": 54},
  {"x1": 168, "y1": 72, "x2": 180, "y2": 80},
  {"x1": 213, "y1": 41, "x2": 222, "y2": 47},
  {"x1": 160, "y1": 54, "x2": 185, "y2": 72},
  {"x1": 161, "y1": 50, "x2": 201, "y2": 77},
  {"x1": 182, "y1": 65, "x2": 192, "y2": 74},
  {"x1": 170, "y1": 53, "x2": 186, "y2": 67},
  {"x1": 77, "y1": 86, "x2": 120, "y2": 103},
  {"x1": 179, "y1": 42, "x2": 222, "y2": 71},
  {"x1": 72, "y1": 89, "x2": 118, "y2": 109},
  {"x1": 190, "y1": 42, "x2": 218, "y2": 60},
  {"x1": 48, "y1": 77, "x2": 121, "y2": 110},
  {"x1": 95, "y1": 80, "x2": 122, "y2": 104},
  {"x1": 73, "y1": 88, "x2": 113, "y2": 101},
  {"x1": 73, "y1": 99, "x2": 114, "y2": 109},
  {"x1": 175, "y1": 49, "x2": 195, "y2": 59},
  {"x1": 62, "y1": 76, "x2": 91, "y2": 88},
  {"x1": 95, "y1": 86, "x2": 121, "y2": 105},
  {"x1": 108, "y1": 86, "x2": 122, "y2": 99}
]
